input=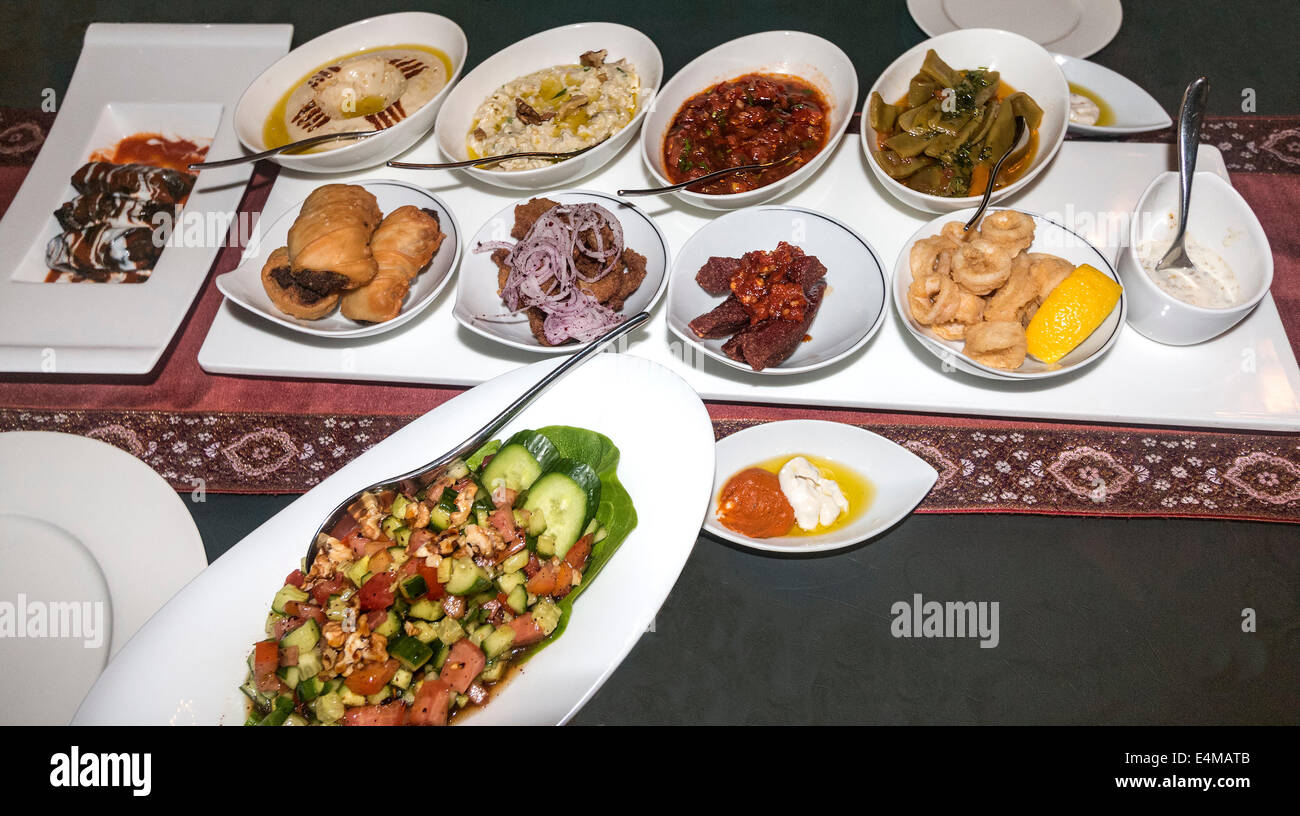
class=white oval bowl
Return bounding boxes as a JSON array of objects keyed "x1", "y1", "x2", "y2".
[
  {"x1": 666, "y1": 206, "x2": 886, "y2": 375},
  {"x1": 704, "y1": 420, "x2": 938, "y2": 553},
  {"x1": 233, "y1": 12, "x2": 467, "y2": 174},
  {"x1": 1119, "y1": 171, "x2": 1273, "y2": 346},
  {"x1": 216, "y1": 179, "x2": 462, "y2": 338},
  {"x1": 892, "y1": 207, "x2": 1125, "y2": 380},
  {"x1": 454, "y1": 190, "x2": 670, "y2": 353},
  {"x1": 1055, "y1": 54, "x2": 1172, "y2": 136},
  {"x1": 862, "y1": 28, "x2": 1069, "y2": 214},
  {"x1": 432, "y1": 22, "x2": 662, "y2": 191},
  {"x1": 637, "y1": 30, "x2": 858, "y2": 211}
]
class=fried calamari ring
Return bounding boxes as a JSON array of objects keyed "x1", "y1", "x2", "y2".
[
  {"x1": 908, "y1": 272, "x2": 961, "y2": 326},
  {"x1": 984, "y1": 255, "x2": 1041, "y2": 324},
  {"x1": 951, "y1": 239, "x2": 1013, "y2": 295},
  {"x1": 931, "y1": 291, "x2": 986, "y2": 340},
  {"x1": 1026, "y1": 253, "x2": 1074, "y2": 302},
  {"x1": 909, "y1": 235, "x2": 958, "y2": 281},
  {"x1": 963, "y1": 320, "x2": 1028, "y2": 370},
  {"x1": 978, "y1": 209, "x2": 1035, "y2": 254},
  {"x1": 940, "y1": 220, "x2": 977, "y2": 245}
]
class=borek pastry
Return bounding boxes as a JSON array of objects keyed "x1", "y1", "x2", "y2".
[{"x1": 340, "y1": 206, "x2": 444, "y2": 323}]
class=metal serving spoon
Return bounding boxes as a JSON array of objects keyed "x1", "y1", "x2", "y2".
[
  {"x1": 388, "y1": 137, "x2": 609, "y2": 170},
  {"x1": 1155, "y1": 76, "x2": 1211, "y2": 274},
  {"x1": 963, "y1": 115, "x2": 1029, "y2": 231},
  {"x1": 617, "y1": 152, "x2": 799, "y2": 197},
  {"x1": 302, "y1": 311, "x2": 650, "y2": 568},
  {"x1": 188, "y1": 131, "x2": 379, "y2": 171}
]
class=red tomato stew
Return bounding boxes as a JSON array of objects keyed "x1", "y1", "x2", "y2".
[{"x1": 662, "y1": 73, "x2": 830, "y2": 195}]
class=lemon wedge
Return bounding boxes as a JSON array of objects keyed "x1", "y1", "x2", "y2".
[{"x1": 1025, "y1": 264, "x2": 1122, "y2": 364}]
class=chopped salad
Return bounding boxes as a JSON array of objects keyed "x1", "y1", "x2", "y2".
[{"x1": 242, "y1": 426, "x2": 633, "y2": 726}]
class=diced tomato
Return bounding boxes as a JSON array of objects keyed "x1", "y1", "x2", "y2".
[
  {"x1": 565, "y1": 534, "x2": 593, "y2": 571},
  {"x1": 308, "y1": 575, "x2": 350, "y2": 606},
  {"x1": 409, "y1": 679, "x2": 451, "y2": 726},
  {"x1": 358, "y1": 573, "x2": 395, "y2": 611},
  {"x1": 344, "y1": 658, "x2": 400, "y2": 695},
  {"x1": 525, "y1": 562, "x2": 558, "y2": 596},
  {"x1": 329, "y1": 513, "x2": 359, "y2": 541},
  {"x1": 553, "y1": 561, "x2": 575, "y2": 598},
  {"x1": 342, "y1": 700, "x2": 407, "y2": 726},
  {"x1": 523, "y1": 553, "x2": 541, "y2": 578},
  {"x1": 417, "y1": 564, "x2": 444, "y2": 599},
  {"x1": 283, "y1": 602, "x2": 326, "y2": 626},
  {"x1": 368, "y1": 548, "x2": 393, "y2": 574},
  {"x1": 490, "y1": 485, "x2": 518, "y2": 509},
  {"x1": 508, "y1": 613, "x2": 547, "y2": 647},
  {"x1": 252, "y1": 640, "x2": 279, "y2": 692},
  {"x1": 284, "y1": 569, "x2": 306, "y2": 588},
  {"x1": 364, "y1": 609, "x2": 388, "y2": 632},
  {"x1": 407, "y1": 528, "x2": 435, "y2": 554},
  {"x1": 439, "y1": 639, "x2": 486, "y2": 693},
  {"x1": 279, "y1": 645, "x2": 299, "y2": 667},
  {"x1": 466, "y1": 683, "x2": 489, "y2": 706}
]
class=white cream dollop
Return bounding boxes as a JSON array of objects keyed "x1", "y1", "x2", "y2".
[
  {"x1": 778, "y1": 457, "x2": 849, "y2": 531},
  {"x1": 1069, "y1": 93, "x2": 1100, "y2": 125}
]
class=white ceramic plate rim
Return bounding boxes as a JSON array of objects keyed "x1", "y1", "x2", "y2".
[
  {"x1": 452, "y1": 189, "x2": 670, "y2": 354},
  {"x1": 233, "y1": 12, "x2": 468, "y2": 161},
  {"x1": 907, "y1": 0, "x2": 1123, "y2": 59},
  {"x1": 892, "y1": 207, "x2": 1126, "y2": 381},
  {"x1": 0, "y1": 430, "x2": 206, "y2": 720},
  {"x1": 702, "y1": 420, "x2": 938, "y2": 553},
  {"x1": 216, "y1": 179, "x2": 462, "y2": 339},
  {"x1": 666, "y1": 205, "x2": 887, "y2": 375},
  {"x1": 72, "y1": 353, "x2": 714, "y2": 726},
  {"x1": 1054, "y1": 53, "x2": 1173, "y2": 135},
  {"x1": 639, "y1": 29, "x2": 858, "y2": 206}
]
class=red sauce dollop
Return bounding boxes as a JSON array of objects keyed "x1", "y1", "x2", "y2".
[
  {"x1": 89, "y1": 132, "x2": 209, "y2": 174},
  {"x1": 716, "y1": 468, "x2": 795, "y2": 538}
]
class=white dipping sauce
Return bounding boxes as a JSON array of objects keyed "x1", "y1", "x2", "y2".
[
  {"x1": 1138, "y1": 232, "x2": 1240, "y2": 309},
  {"x1": 1069, "y1": 93, "x2": 1100, "y2": 125},
  {"x1": 778, "y1": 457, "x2": 849, "y2": 531}
]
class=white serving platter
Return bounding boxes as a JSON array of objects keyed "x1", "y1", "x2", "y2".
[
  {"x1": 0, "y1": 23, "x2": 293, "y2": 374},
  {"x1": 74, "y1": 353, "x2": 715, "y2": 726},
  {"x1": 199, "y1": 138, "x2": 1300, "y2": 432}
]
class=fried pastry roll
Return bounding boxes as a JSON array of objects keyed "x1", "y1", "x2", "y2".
[{"x1": 340, "y1": 206, "x2": 444, "y2": 323}]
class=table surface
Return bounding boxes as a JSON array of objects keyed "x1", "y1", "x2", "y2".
[{"x1": 13, "y1": 1, "x2": 1300, "y2": 724}]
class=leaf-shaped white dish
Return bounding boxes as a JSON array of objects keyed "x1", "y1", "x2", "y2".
[
  {"x1": 704, "y1": 420, "x2": 937, "y2": 553},
  {"x1": 1055, "y1": 54, "x2": 1173, "y2": 136}
]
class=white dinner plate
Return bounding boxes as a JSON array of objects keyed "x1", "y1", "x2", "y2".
[
  {"x1": 704, "y1": 420, "x2": 937, "y2": 553},
  {"x1": 0, "y1": 431, "x2": 206, "y2": 725},
  {"x1": 454, "y1": 190, "x2": 669, "y2": 353},
  {"x1": 907, "y1": 0, "x2": 1122, "y2": 58},
  {"x1": 666, "y1": 205, "x2": 887, "y2": 375},
  {"x1": 73, "y1": 352, "x2": 714, "y2": 726},
  {"x1": 0, "y1": 23, "x2": 292, "y2": 374},
  {"x1": 216, "y1": 180, "x2": 462, "y2": 338},
  {"x1": 893, "y1": 208, "x2": 1126, "y2": 381},
  {"x1": 1054, "y1": 54, "x2": 1173, "y2": 136}
]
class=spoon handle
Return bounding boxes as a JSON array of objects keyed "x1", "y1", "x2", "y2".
[
  {"x1": 187, "y1": 131, "x2": 377, "y2": 171},
  {"x1": 963, "y1": 115, "x2": 1027, "y2": 231},
  {"x1": 1172, "y1": 77, "x2": 1211, "y2": 249}
]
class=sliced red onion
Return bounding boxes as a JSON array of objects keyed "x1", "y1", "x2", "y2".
[{"x1": 474, "y1": 202, "x2": 627, "y2": 343}]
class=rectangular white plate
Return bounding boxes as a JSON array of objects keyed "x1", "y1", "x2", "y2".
[
  {"x1": 0, "y1": 23, "x2": 293, "y2": 374},
  {"x1": 199, "y1": 139, "x2": 1300, "y2": 431}
]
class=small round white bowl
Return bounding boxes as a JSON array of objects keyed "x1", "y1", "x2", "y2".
[
  {"x1": 666, "y1": 206, "x2": 887, "y2": 375},
  {"x1": 233, "y1": 13, "x2": 467, "y2": 174},
  {"x1": 892, "y1": 208, "x2": 1125, "y2": 380},
  {"x1": 637, "y1": 30, "x2": 858, "y2": 211},
  {"x1": 432, "y1": 22, "x2": 662, "y2": 191},
  {"x1": 215, "y1": 180, "x2": 461, "y2": 338},
  {"x1": 861, "y1": 28, "x2": 1069, "y2": 214},
  {"x1": 453, "y1": 190, "x2": 670, "y2": 353},
  {"x1": 1054, "y1": 54, "x2": 1171, "y2": 136},
  {"x1": 703, "y1": 420, "x2": 938, "y2": 553},
  {"x1": 1119, "y1": 171, "x2": 1273, "y2": 346}
]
